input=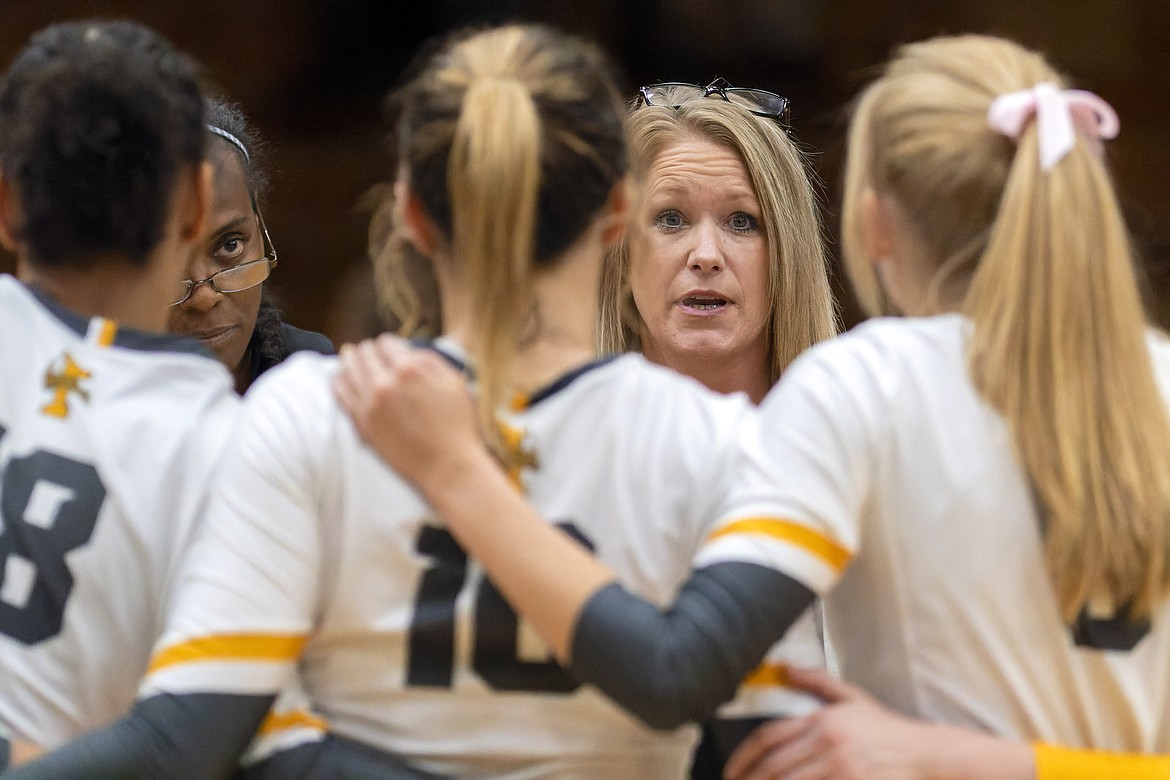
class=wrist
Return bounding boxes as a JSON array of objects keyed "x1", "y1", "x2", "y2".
[
  {"x1": 918, "y1": 723, "x2": 1033, "y2": 780},
  {"x1": 418, "y1": 441, "x2": 507, "y2": 515}
]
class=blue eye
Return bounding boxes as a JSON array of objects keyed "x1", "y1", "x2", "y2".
[
  {"x1": 655, "y1": 210, "x2": 684, "y2": 231},
  {"x1": 728, "y1": 212, "x2": 758, "y2": 233}
]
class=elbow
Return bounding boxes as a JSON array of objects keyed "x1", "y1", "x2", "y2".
[{"x1": 611, "y1": 673, "x2": 726, "y2": 732}]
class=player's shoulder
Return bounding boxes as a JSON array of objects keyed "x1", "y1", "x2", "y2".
[
  {"x1": 247, "y1": 351, "x2": 338, "y2": 399},
  {"x1": 239, "y1": 351, "x2": 341, "y2": 437},
  {"x1": 600, "y1": 352, "x2": 752, "y2": 413},
  {"x1": 788, "y1": 315, "x2": 965, "y2": 389},
  {"x1": 593, "y1": 353, "x2": 757, "y2": 443}
]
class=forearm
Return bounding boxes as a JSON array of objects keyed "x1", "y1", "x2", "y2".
[
  {"x1": 907, "y1": 723, "x2": 1033, "y2": 780},
  {"x1": 419, "y1": 443, "x2": 615, "y2": 661},
  {"x1": 2, "y1": 692, "x2": 274, "y2": 779},
  {"x1": 571, "y1": 565, "x2": 815, "y2": 730}
]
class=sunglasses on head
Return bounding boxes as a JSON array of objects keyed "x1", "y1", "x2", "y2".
[{"x1": 636, "y1": 78, "x2": 791, "y2": 126}]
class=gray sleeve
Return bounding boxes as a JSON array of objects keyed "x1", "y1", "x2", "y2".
[
  {"x1": 239, "y1": 734, "x2": 450, "y2": 779},
  {"x1": 0, "y1": 731, "x2": 9, "y2": 771},
  {"x1": 2, "y1": 692, "x2": 274, "y2": 779},
  {"x1": 569, "y1": 561, "x2": 815, "y2": 731}
]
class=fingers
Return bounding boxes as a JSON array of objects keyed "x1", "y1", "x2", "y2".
[
  {"x1": 333, "y1": 338, "x2": 409, "y2": 432},
  {"x1": 333, "y1": 343, "x2": 364, "y2": 416},
  {"x1": 784, "y1": 666, "x2": 860, "y2": 704},
  {"x1": 726, "y1": 716, "x2": 812, "y2": 780}
]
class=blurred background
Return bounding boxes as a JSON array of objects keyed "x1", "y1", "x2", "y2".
[{"x1": 2, "y1": 1, "x2": 1168, "y2": 341}]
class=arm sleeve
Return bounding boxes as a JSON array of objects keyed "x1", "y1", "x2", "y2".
[
  {"x1": 2, "y1": 693, "x2": 274, "y2": 779},
  {"x1": 1033, "y1": 744, "x2": 1170, "y2": 780},
  {"x1": 0, "y1": 730, "x2": 9, "y2": 771},
  {"x1": 240, "y1": 734, "x2": 450, "y2": 779},
  {"x1": 570, "y1": 561, "x2": 816, "y2": 730}
]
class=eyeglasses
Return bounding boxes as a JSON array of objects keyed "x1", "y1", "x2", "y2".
[
  {"x1": 171, "y1": 204, "x2": 279, "y2": 306},
  {"x1": 636, "y1": 78, "x2": 791, "y2": 125}
]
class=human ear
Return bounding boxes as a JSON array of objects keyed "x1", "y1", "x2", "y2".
[
  {"x1": 599, "y1": 178, "x2": 630, "y2": 248},
  {"x1": 399, "y1": 187, "x2": 439, "y2": 257},
  {"x1": 177, "y1": 161, "x2": 212, "y2": 243},
  {"x1": 0, "y1": 173, "x2": 21, "y2": 251},
  {"x1": 860, "y1": 188, "x2": 896, "y2": 267}
]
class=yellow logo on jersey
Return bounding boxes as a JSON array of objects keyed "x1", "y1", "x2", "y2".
[
  {"x1": 496, "y1": 420, "x2": 539, "y2": 491},
  {"x1": 41, "y1": 352, "x2": 92, "y2": 418}
]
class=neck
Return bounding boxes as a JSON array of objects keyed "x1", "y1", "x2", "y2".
[
  {"x1": 642, "y1": 338, "x2": 772, "y2": 405},
  {"x1": 437, "y1": 232, "x2": 603, "y2": 392},
  {"x1": 19, "y1": 257, "x2": 171, "y2": 332},
  {"x1": 234, "y1": 348, "x2": 253, "y2": 394}
]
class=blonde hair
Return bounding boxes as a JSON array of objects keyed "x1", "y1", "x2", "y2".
[
  {"x1": 393, "y1": 25, "x2": 626, "y2": 450},
  {"x1": 365, "y1": 183, "x2": 441, "y2": 338},
  {"x1": 844, "y1": 34, "x2": 1170, "y2": 621},
  {"x1": 599, "y1": 95, "x2": 837, "y2": 384}
]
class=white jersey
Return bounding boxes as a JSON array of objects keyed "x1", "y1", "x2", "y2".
[
  {"x1": 144, "y1": 349, "x2": 824, "y2": 779},
  {"x1": 0, "y1": 275, "x2": 238, "y2": 745},
  {"x1": 754, "y1": 313, "x2": 1170, "y2": 751}
]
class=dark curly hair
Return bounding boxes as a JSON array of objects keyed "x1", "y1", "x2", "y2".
[{"x1": 0, "y1": 20, "x2": 205, "y2": 269}]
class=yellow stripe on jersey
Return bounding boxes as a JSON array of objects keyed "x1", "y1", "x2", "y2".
[
  {"x1": 740, "y1": 662, "x2": 790, "y2": 689},
  {"x1": 257, "y1": 709, "x2": 329, "y2": 738},
  {"x1": 1033, "y1": 743, "x2": 1170, "y2": 779},
  {"x1": 96, "y1": 318, "x2": 117, "y2": 347},
  {"x1": 707, "y1": 517, "x2": 852, "y2": 573},
  {"x1": 148, "y1": 633, "x2": 308, "y2": 674}
]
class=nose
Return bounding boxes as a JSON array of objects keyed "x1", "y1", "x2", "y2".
[
  {"x1": 178, "y1": 278, "x2": 223, "y2": 312},
  {"x1": 688, "y1": 220, "x2": 723, "y2": 273}
]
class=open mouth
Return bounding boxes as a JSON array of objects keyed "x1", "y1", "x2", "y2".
[{"x1": 679, "y1": 294, "x2": 729, "y2": 312}]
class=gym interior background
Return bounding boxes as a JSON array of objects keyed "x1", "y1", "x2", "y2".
[{"x1": 2, "y1": 0, "x2": 1167, "y2": 340}]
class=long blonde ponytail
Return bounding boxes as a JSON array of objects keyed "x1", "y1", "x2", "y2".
[
  {"x1": 390, "y1": 24, "x2": 627, "y2": 456},
  {"x1": 846, "y1": 35, "x2": 1170, "y2": 621},
  {"x1": 449, "y1": 72, "x2": 542, "y2": 448}
]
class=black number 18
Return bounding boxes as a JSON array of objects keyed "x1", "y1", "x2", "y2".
[{"x1": 0, "y1": 425, "x2": 105, "y2": 645}]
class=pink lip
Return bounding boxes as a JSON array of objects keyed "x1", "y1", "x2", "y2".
[{"x1": 675, "y1": 289, "x2": 733, "y2": 316}]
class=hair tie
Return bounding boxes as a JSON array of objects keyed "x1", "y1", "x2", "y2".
[
  {"x1": 207, "y1": 124, "x2": 249, "y2": 162},
  {"x1": 987, "y1": 82, "x2": 1119, "y2": 171}
]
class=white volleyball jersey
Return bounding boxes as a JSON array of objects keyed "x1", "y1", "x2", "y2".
[
  {"x1": 144, "y1": 348, "x2": 827, "y2": 779},
  {"x1": 0, "y1": 275, "x2": 238, "y2": 745},
  {"x1": 753, "y1": 313, "x2": 1170, "y2": 751}
]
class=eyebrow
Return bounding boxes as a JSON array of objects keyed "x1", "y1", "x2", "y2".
[{"x1": 212, "y1": 215, "x2": 253, "y2": 236}]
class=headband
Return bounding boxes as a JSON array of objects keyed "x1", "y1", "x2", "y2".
[
  {"x1": 987, "y1": 82, "x2": 1119, "y2": 171},
  {"x1": 207, "y1": 124, "x2": 250, "y2": 162}
]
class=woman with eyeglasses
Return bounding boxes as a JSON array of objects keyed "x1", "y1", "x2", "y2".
[
  {"x1": 336, "y1": 34, "x2": 1170, "y2": 779},
  {"x1": 167, "y1": 99, "x2": 332, "y2": 394},
  {"x1": 8, "y1": 23, "x2": 797, "y2": 778},
  {"x1": 595, "y1": 80, "x2": 837, "y2": 777}
]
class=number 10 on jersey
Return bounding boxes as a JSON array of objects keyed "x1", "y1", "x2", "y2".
[{"x1": 407, "y1": 522, "x2": 593, "y2": 694}]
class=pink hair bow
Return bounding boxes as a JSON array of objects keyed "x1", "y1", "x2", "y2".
[{"x1": 987, "y1": 82, "x2": 1119, "y2": 171}]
